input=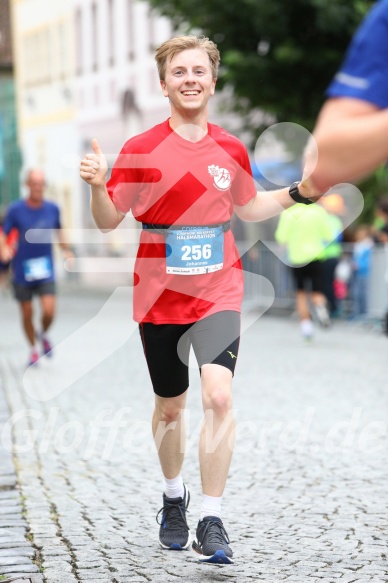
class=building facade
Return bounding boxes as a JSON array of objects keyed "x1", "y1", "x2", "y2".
[
  {"x1": 10, "y1": 0, "x2": 174, "y2": 281},
  {"x1": 74, "y1": 0, "x2": 172, "y2": 233},
  {"x1": 11, "y1": 0, "x2": 79, "y2": 235},
  {"x1": 0, "y1": 0, "x2": 21, "y2": 213}
]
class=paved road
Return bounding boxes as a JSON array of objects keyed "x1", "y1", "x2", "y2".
[{"x1": 0, "y1": 284, "x2": 387, "y2": 582}]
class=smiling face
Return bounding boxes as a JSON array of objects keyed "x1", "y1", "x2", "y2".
[{"x1": 160, "y1": 48, "x2": 216, "y2": 119}]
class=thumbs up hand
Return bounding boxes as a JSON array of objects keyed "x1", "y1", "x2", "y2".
[{"x1": 80, "y1": 138, "x2": 108, "y2": 186}]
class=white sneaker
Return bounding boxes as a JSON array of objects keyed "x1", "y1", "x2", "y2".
[{"x1": 301, "y1": 319, "x2": 314, "y2": 340}]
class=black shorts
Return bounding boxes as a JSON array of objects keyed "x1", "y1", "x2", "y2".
[
  {"x1": 139, "y1": 310, "x2": 241, "y2": 398},
  {"x1": 291, "y1": 260, "x2": 325, "y2": 293},
  {"x1": 12, "y1": 281, "x2": 56, "y2": 302}
]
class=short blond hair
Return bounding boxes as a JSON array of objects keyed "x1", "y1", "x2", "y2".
[{"x1": 155, "y1": 35, "x2": 220, "y2": 81}]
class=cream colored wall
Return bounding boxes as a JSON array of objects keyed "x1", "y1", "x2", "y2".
[{"x1": 10, "y1": 0, "x2": 81, "y2": 242}]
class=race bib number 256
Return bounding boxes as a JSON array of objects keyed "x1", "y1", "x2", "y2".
[{"x1": 166, "y1": 226, "x2": 224, "y2": 275}]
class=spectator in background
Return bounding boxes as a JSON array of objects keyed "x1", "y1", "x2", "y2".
[
  {"x1": 350, "y1": 224, "x2": 374, "y2": 320},
  {"x1": 371, "y1": 197, "x2": 388, "y2": 244},
  {"x1": 333, "y1": 250, "x2": 353, "y2": 317},
  {"x1": 371, "y1": 197, "x2": 388, "y2": 334},
  {"x1": 0, "y1": 169, "x2": 73, "y2": 367},
  {"x1": 319, "y1": 194, "x2": 346, "y2": 317},
  {"x1": 275, "y1": 203, "x2": 332, "y2": 340}
]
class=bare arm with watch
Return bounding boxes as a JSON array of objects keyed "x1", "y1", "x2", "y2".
[{"x1": 234, "y1": 179, "x2": 319, "y2": 222}]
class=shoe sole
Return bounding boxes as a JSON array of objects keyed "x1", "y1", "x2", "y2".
[
  {"x1": 199, "y1": 550, "x2": 234, "y2": 564},
  {"x1": 193, "y1": 546, "x2": 234, "y2": 564},
  {"x1": 159, "y1": 533, "x2": 192, "y2": 551}
]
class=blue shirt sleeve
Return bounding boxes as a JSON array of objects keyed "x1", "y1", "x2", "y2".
[
  {"x1": 326, "y1": 0, "x2": 388, "y2": 108},
  {"x1": 54, "y1": 204, "x2": 61, "y2": 230}
]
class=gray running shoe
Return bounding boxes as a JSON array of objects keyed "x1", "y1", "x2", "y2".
[
  {"x1": 315, "y1": 304, "x2": 331, "y2": 328},
  {"x1": 156, "y1": 486, "x2": 191, "y2": 550},
  {"x1": 192, "y1": 516, "x2": 234, "y2": 564}
]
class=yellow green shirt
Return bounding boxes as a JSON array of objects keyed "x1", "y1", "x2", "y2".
[{"x1": 275, "y1": 204, "x2": 333, "y2": 265}]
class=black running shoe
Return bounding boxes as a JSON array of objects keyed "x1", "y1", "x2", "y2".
[
  {"x1": 192, "y1": 516, "x2": 234, "y2": 564},
  {"x1": 156, "y1": 486, "x2": 191, "y2": 550}
]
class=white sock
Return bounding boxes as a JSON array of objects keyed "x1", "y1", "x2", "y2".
[
  {"x1": 200, "y1": 494, "x2": 222, "y2": 520},
  {"x1": 163, "y1": 474, "x2": 184, "y2": 499},
  {"x1": 301, "y1": 319, "x2": 314, "y2": 337}
]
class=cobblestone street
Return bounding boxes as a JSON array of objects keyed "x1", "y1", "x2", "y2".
[{"x1": 0, "y1": 285, "x2": 387, "y2": 582}]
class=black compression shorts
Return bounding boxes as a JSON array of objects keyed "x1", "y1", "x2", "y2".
[{"x1": 139, "y1": 310, "x2": 241, "y2": 398}]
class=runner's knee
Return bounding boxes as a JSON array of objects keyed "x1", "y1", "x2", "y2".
[
  {"x1": 201, "y1": 370, "x2": 233, "y2": 417},
  {"x1": 154, "y1": 394, "x2": 186, "y2": 424}
]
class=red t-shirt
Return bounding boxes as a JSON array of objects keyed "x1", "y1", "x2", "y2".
[{"x1": 107, "y1": 119, "x2": 256, "y2": 324}]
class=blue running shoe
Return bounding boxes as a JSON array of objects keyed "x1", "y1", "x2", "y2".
[
  {"x1": 42, "y1": 336, "x2": 53, "y2": 357},
  {"x1": 156, "y1": 485, "x2": 191, "y2": 550},
  {"x1": 192, "y1": 516, "x2": 234, "y2": 564}
]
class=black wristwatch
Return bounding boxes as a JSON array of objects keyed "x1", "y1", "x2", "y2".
[{"x1": 289, "y1": 181, "x2": 314, "y2": 205}]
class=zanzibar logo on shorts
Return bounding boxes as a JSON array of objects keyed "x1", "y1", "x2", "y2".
[{"x1": 208, "y1": 164, "x2": 231, "y2": 191}]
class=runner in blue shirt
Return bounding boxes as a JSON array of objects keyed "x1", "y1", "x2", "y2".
[
  {"x1": 302, "y1": 0, "x2": 388, "y2": 192},
  {"x1": 0, "y1": 169, "x2": 73, "y2": 366}
]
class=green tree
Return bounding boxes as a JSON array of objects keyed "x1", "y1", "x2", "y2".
[{"x1": 148, "y1": 0, "x2": 373, "y2": 132}]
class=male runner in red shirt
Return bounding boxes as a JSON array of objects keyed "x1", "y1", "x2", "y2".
[{"x1": 80, "y1": 35, "x2": 318, "y2": 565}]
